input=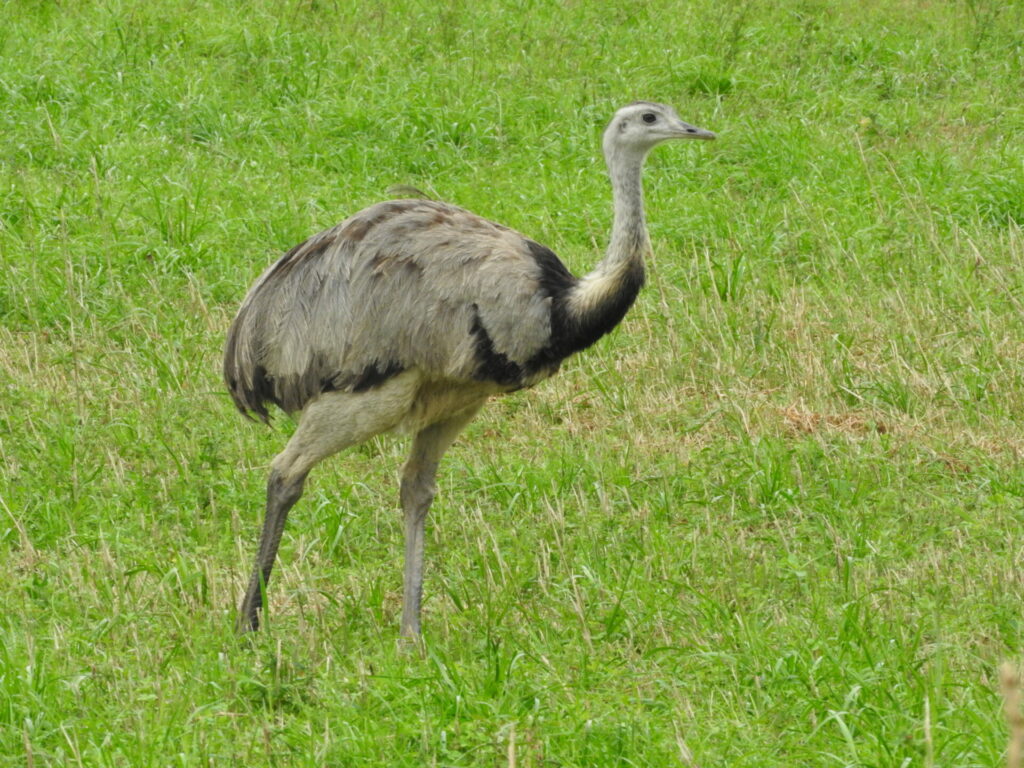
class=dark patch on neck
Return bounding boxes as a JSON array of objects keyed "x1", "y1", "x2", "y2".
[
  {"x1": 567, "y1": 260, "x2": 645, "y2": 350},
  {"x1": 470, "y1": 304, "x2": 524, "y2": 387},
  {"x1": 530, "y1": 262, "x2": 645, "y2": 373},
  {"x1": 527, "y1": 240, "x2": 576, "y2": 298},
  {"x1": 520, "y1": 239, "x2": 645, "y2": 374}
]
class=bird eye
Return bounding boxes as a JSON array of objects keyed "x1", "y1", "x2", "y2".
[{"x1": 642, "y1": 113, "x2": 658, "y2": 124}]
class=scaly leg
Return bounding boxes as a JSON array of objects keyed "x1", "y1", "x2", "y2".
[
  {"x1": 236, "y1": 373, "x2": 420, "y2": 633},
  {"x1": 399, "y1": 404, "x2": 483, "y2": 637},
  {"x1": 236, "y1": 468, "x2": 306, "y2": 632}
]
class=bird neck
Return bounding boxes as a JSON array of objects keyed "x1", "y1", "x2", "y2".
[
  {"x1": 565, "y1": 146, "x2": 649, "y2": 327},
  {"x1": 606, "y1": 149, "x2": 651, "y2": 270}
]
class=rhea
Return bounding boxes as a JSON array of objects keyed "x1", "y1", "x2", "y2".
[{"x1": 224, "y1": 102, "x2": 715, "y2": 635}]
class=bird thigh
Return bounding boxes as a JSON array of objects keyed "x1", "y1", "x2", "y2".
[
  {"x1": 271, "y1": 371, "x2": 421, "y2": 481},
  {"x1": 400, "y1": 404, "x2": 484, "y2": 508}
]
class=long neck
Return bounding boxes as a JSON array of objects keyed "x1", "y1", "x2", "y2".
[
  {"x1": 564, "y1": 146, "x2": 649, "y2": 336},
  {"x1": 606, "y1": 149, "x2": 651, "y2": 269}
]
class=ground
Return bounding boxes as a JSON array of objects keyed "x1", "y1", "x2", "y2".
[{"x1": 1, "y1": 0, "x2": 1023, "y2": 765}]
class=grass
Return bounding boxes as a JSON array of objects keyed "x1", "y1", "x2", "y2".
[{"x1": 2, "y1": 0, "x2": 1023, "y2": 764}]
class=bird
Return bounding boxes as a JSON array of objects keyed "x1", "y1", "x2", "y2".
[{"x1": 223, "y1": 101, "x2": 715, "y2": 635}]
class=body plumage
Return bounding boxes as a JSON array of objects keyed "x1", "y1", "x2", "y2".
[{"x1": 225, "y1": 102, "x2": 714, "y2": 635}]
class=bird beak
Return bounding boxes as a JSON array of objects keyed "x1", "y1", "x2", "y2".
[{"x1": 671, "y1": 120, "x2": 716, "y2": 140}]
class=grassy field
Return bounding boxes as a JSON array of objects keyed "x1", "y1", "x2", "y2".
[{"x1": 2, "y1": 0, "x2": 1024, "y2": 764}]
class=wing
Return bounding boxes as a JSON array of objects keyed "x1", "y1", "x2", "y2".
[{"x1": 224, "y1": 200, "x2": 578, "y2": 420}]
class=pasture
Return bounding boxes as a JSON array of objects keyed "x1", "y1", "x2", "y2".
[{"x1": 2, "y1": 0, "x2": 1023, "y2": 764}]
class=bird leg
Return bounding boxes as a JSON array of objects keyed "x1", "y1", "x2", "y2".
[
  {"x1": 399, "y1": 407, "x2": 482, "y2": 637},
  {"x1": 237, "y1": 468, "x2": 307, "y2": 633},
  {"x1": 235, "y1": 376, "x2": 421, "y2": 634},
  {"x1": 399, "y1": 460, "x2": 436, "y2": 638}
]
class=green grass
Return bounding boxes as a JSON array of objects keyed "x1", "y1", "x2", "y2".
[{"x1": 2, "y1": 0, "x2": 1024, "y2": 764}]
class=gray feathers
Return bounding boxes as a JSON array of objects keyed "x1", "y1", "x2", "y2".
[
  {"x1": 224, "y1": 200, "x2": 570, "y2": 421},
  {"x1": 226, "y1": 102, "x2": 717, "y2": 636},
  {"x1": 224, "y1": 103, "x2": 715, "y2": 425}
]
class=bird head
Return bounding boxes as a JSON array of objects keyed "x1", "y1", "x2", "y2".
[{"x1": 603, "y1": 101, "x2": 715, "y2": 162}]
